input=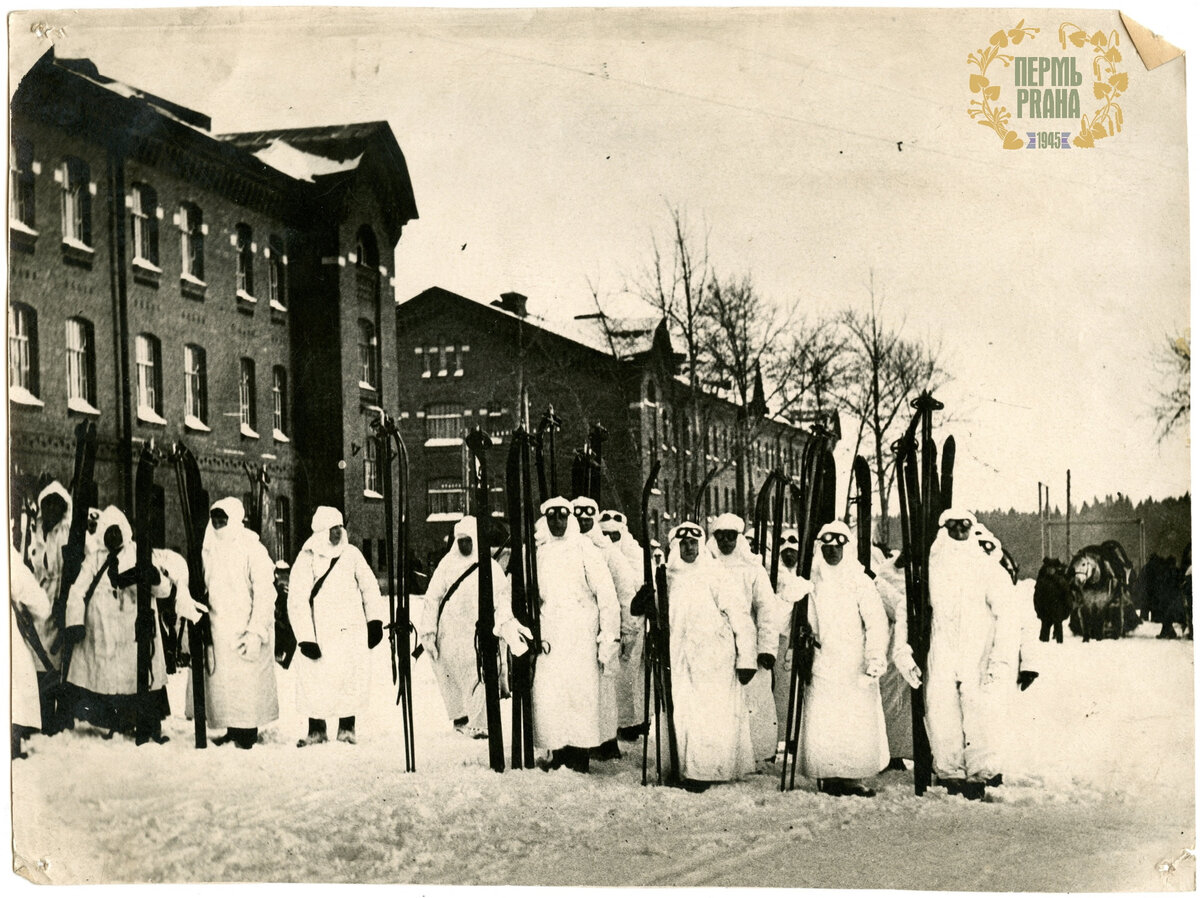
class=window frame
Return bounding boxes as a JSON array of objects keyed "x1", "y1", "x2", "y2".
[
  {"x1": 60, "y1": 157, "x2": 92, "y2": 248},
  {"x1": 184, "y1": 343, "x2": 209, "y2": 430},
  {"x1": 357, "y1": 318, "x2": 379, "y2": 391},
  {"x1": 238, "y1": 357, "x2": 258, "y2": 437},
  {"x1": 8, "y1": 302, "x2": 40, "y2": 404},
  {"x1": 135, "y1": 333, "x2": 164, "y2": 424},
  {"x1": 130, "y1": 182, "x2": 160, "y2": 268},
  {"x1": 10, "y1": 137, "x2": 35, "y2": 231},
  {"x1": 272, "y1": 365, "x2": 289, "y2": 440},
  {"x1": 65, "y1": 317, "x2": 98, "y2": 413},
  {"x1": 235, "y1": 223, "x2": 255, "y2": 299},
  {"x1": 179, "y1": 202, "x2": 205, "y2": 283}
]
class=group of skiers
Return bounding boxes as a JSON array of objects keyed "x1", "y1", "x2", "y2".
[
  {"x1": 11, "y1": 482, "x2": 389, "y2": 757},
  {"x1": 417, "y1": 495, "x2": 1027, "y2": 800},
  {"x1": 12, "y1": 475, "x2": 1028, "y2": 802}
]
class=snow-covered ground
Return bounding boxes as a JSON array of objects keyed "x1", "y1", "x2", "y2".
[{"x1": 10, "y1": 585, "x2": 1196, "y2": 889}]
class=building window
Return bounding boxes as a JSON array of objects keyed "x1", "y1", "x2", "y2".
[
  {"x1": 357, "y1": 319, "x2": 378, "y2": 390},
  {"x1": 419, "y1": 347, "x2": 431, "y2": 378},
  {"x1": 267, "y1": 234, "x2": 286, "y2": 311},
  {"x1": 59, "y1": 157, "x2": 91, "y2": 247},
  {"x1": 184, "y1": 344, "x2": 208, "y2": 429},
  {"x1": 427, "y1": 477, "x2": 464, "y2": 521},
  {"x1": 130, "y1": 182, "x2": 159, "y2": 266},
  {"x1": 179, "y1": 202, "x2": 204, "y2": 282},
  {"x1": 10, "y1": 137, "x2": 35, "y2": 230},
  {"x1": 424, "y1": 404, "x2": 463, "y2": 443},
  {"x1": 65, "y1": 318, "x2": 97, "y2": 413},
  {"x1": 135, "y1": 333, "x2": 164, "y2": 423},
  {"x1": 363, "y1": 433, "x2": 380, "y2": 497},
  {"x1": 8, "y1": 302, "x2": 39, "y2": 404},
  {"x1": 355, "y1": 225, "x2": 379, "y2": 269},
  {"x1": 274, "y1": 496, "x2": 291, "y2": 563},
  {"x1": 239, "y1": 357, "x2": 258, "y2": 437},
  {"x1": 272, "y1": 366, "x2": 288, "y2": 439},
  {"x1": 235, "y1": 223, "x2": 254, "y2": 298}
]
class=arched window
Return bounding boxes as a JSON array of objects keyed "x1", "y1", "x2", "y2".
[
  {"x1": 135, "y1": 333, "x2": 163, "y2": 422},
  {"x1": 130, "y1": 182, "x2": 159, "y2": 266},
  {"x1": 355, "y1": 225, "x2": 379, "y2": 270},
  {"x1": 8, "y1": 302, "x2": 39, "y2": 402},
  {"x1": 65, "y1": 317, "x2": 97, "y2": 412},
  {"x1": 357, "y1": 319, "x2": 378, "y2": 390},
  {"x1": 235, "y1": 223, "x2": 254, "y2": 297}
]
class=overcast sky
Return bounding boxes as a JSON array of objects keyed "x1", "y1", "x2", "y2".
[{"x1": 8, "y1": 3, "x2": 1193, "y2": 515}]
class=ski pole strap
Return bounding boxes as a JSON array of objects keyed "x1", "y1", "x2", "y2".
[
  {"x1": 10, "y1": 599, "x2": 55, "y2": 672},
  {"x1": 307, "y1": 553, "x2": 343, "y2": 635},
  {"x1": 435, "y1": 562, "x2": 480, "y2": 634},
  {"x1": 82, "y1": 556, "x2": 115, "y2": 612}
]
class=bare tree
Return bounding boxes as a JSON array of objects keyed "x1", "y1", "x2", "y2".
[
  {"x1": 702, "y1": 272, "x2": 848, "y2": 512},
  {"x1": 1154, "y1": 331, "x2": 1190, "y2": 441},
  {"x1": 835, "y1": 283, "x2": 947, "y2": 546}
]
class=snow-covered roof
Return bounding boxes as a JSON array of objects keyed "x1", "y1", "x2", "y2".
[{"x1": 250, "y1": 138, "x2": 363, "y2": 182}]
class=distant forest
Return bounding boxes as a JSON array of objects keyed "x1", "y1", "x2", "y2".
[{"x1": 881, "y1": 494, "x2": 1191, "y2": 580}]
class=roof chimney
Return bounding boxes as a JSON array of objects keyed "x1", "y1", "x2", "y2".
[{"x1": 498, "y1": 291, "x2": 528, "y2": 317}]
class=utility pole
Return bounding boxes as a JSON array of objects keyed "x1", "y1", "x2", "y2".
[{"x1": 1065, "y1": 469, "x2": 1072, "y2": 559}]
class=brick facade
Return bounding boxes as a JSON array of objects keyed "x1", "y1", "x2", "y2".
[{"x1": 8, "y1": 50, "x2": 417, "y2": 570}]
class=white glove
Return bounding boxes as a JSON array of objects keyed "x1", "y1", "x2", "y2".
[
  {"x1": 598, "y1": 639, "x2": 620, "y2": 673},
  {"x1": 236, "y1": 631, "x2": 263, "y2": 662},
  {"x1": 864, "y1": 658, "x2": 887, "y2": 679},
  {"x1": 420, "y1": 631, "x2": 438, "y2": 662},
  {"x1": 176, "y1": 594, "x2": 209, "y2": 623},
  {"x1": 781, "y1": 576, "x2": 813, "y2": 604},
  {"x1": 897, "y1": 660, "x2": 922, "y2": 689},
  {"x1": 495, "y1": 617, "x2": 533, "y2": 658}
]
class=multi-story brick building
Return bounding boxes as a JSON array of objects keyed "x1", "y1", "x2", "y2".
[
  {"x1": 395, "y1": 286, "x2": 826, "y2": 563},
  {"x1": 8, "y1": 49, "x2": 417, "y2": 568}
]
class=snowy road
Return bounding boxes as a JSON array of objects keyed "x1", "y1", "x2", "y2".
[{"x1": 10, "y1": 590, "x2": 1195, "y2": 889}]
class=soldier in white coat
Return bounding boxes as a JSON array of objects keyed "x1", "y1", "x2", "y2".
[
  {"x1": 872, "y1": 545, "x2": 920, "y2": 769},
  {"x1": 773, "y1": 528, "x2": 804, "y2": 750},
  {"x1": 667, "y1": 521, "x2": 757, "y2": 791},
  {"x1": 289, "y1": 506, "x2": 388, "y2": 746},
  {"x1": 600, "y1": 509, "x2": 651, "y2": 742},
  {"x1": 574, "y1": 496, "x2": 638, "y2": 760},
  {"x1": 419, "y1": 515, "x2": 525, "y2": 738},
  {"x1": 25, "y1": 481, "x2": 71, "y2": 732},
  {"x1": 532, "y1": 497, "x2": 621, "y2": 773},
  {"x1": 923, "y1": 509, "x2": 1021, "y2": 800},
  {"x1": 11, "y1": 548, "x2": 52, "y2": 758},
  {"x1": 62, "y1": 506, "x2": 170, "y2": 741},
  {"x1": 788, "y1": 521, "x2": 890, "y2": 797},
  {"x1": 708, "y1": 513, "x2": 780, "y2": 766},
  {"x1": 179, "y1": 497, "x2": 277, "y2": 749}
]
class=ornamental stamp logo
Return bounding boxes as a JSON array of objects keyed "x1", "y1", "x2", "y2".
[{"x1": 968, "y1": 20, "x2": 1129, "y2": 149}]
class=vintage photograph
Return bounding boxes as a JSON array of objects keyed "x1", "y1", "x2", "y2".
[{"x1": 5, "y1": 4, "x2": 1194, "y2": 889}]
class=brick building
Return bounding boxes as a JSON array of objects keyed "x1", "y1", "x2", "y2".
[
  {"x1": 395, "y1": 286, "x2": 824, "y2": 563},
  {"x1": 8, "y1": 49, "x2": 417, "y2": 567}
]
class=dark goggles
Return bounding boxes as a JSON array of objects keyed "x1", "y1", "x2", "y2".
[
  {"x1": 945, "y1": 518, "x2": 973, "y2": 529},
  {"x1": 818, "y1": 532, "x2": 849, "y2": 546},
  {"x1": 600, "y1": 511, "x2": 623, "y2": 523},
  {"x1": 545, "y1": 507, "x2": 571, "y2": 519},
  {"x1": 675, "y1": 525, "x2": 704, "y2": 540},
  {"x1": 573, "y1": 506, "x2": 597, "y2": 517},
  {"x1": 781, "y1": 535, "x2": 800, "y2": 546}
]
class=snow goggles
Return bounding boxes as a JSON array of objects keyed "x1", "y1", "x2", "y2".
[
  {"x1": 781, "y1": 535, "x2": 800, "y2": 546},
  {"x1": 544, "y1": 507, "x2": 571, "y2": 519},
  {"x1": 674, "y1": 525, "x2": 704, "y2": 540},
  {"x1": 817, "y1": 532, "x2": 849, "y2": 546},
  {"x1": 572, "y1": 506, "x2": 597, "y2": 517},
  {"x1": 600, "y1": 511, "x2": 624, "y2": 523}
]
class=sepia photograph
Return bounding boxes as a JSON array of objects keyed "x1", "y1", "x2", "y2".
[{"x1": 5, "y1": 3, "x2": 1194, "y2": 890}]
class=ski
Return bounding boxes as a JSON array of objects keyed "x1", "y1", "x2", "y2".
[
  {"x1": 134, "y1": 441, "x2": 160, "y2": 746},
  {"x1": 466, "y1": 428, "x2": 505, "y2": 772},
  {"x1": 57, "y1": 420, "x2": 98, "y2": 687},
  {"x1": 170, "y1": 442, "x2": 210, "y2": 749},
  {"x1": 853, "y1": 455, "x2": 873, "y2": 574},
  {"x1": 535, "y1": 406, "x2": 562, "y2": 503},
  {"x1": 506, "y1": 426, "x2": 542, "y2": 769},
  {"x1": 780, "y1": 425, "x2": 836, "y2": 791}
]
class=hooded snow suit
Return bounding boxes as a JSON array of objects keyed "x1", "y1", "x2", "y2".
[
  {"x1": 708, "y1": 517, "x2": 781, "y2": 765},
  {"x1": 668, "y1": 524, "x2": 757, "y2": 782},
  {"x1": 796, "y1": 525, "x2": 890, "y2": 779},
  {"x1": 532, "y1": 505, "x2": 621, "y2": 752},
  {"x1": 288, "y1": 507, "x2": 388, "y2": 720},
  {"x1": 11, "y1": 548, "x2": 52, "y2": 729},
  {"x1": 924, "y1": 513, "x2": 1021, "y2": 783},
  {"x1": 419, "y1": 516, "x2": 513, "y2": 732},
  {"x1": 64, "y1": 506, "x2": 170, "y2": 727},
  {"x1": 182, "y1": 498, "x2": 278, "y2": 729},
  {"x1": 600, "y1": 511, "x2": 647, "y2": 730}
]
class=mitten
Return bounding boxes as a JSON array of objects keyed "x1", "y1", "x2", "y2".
[
  {"x1": 299, "y1": 641, "x2": 321, "y2": 661},
  {"x1": 495, "y1": 618, "x2": 533, "y2": 657},
  {"x1": 367, "y1": 620, "x2": 384, "y2": 649},
  {"x1": 630, "y1": 583, "x2": 656, "y2": 617},
  {"x1": 736, "y1": 668, "x2": 756, "y2": 685},
  {"x1": 757, "y1": 652, "x2": 776, "y2": 670}
]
